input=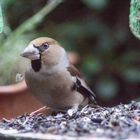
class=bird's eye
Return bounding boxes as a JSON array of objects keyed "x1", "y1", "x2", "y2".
[
  {"x1": 34, "y1": 43, "x2": 49, "y2": 53},
  {"x1": 43, "y1": 44, "x2": 49, "y2": 49}
]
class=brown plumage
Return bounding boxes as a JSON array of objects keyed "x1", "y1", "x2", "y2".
[{"x1": 21, "y1": 37, "x2": 97, "y2": 113}]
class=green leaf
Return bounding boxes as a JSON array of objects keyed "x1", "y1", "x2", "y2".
[
  {"x1": 96, "y1": 78, "x2": 118, "y2": 101},
  {"x1": 0, "y1": 4, "x2": 3, "y2": 33},
  {"x1": 82, "y1": 0, "x2": 108, "y2": 10},
  {"x1": 82, "y1": 56, "x2": 102, "y2": 75},
  {"x1": 122, "y1": 68, "x2": 140, "y2": 83},
  {"x1": 129, "y1": 0, "x2": 140, "y2": 39}
]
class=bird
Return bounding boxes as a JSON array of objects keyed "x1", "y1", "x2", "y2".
[{"x1": 21, "y1": 37, "x2": 97, "y2": 115}]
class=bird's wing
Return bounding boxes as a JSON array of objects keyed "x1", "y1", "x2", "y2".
[{"x1": 67, "y1": 65, "x2": 96, "y2": 103}]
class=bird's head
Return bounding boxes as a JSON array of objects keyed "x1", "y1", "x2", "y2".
[{"x1": 21, "y1": 37, "x2": 68, "y2": 72}]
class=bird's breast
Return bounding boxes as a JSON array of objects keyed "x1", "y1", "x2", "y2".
[{"x1": 25, "y1": 69, "x2": 84, "y2": 110}]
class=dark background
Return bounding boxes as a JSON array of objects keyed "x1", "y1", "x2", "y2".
[{"x1": 1, "y1": 0, "x2": 140, "y2": 106}]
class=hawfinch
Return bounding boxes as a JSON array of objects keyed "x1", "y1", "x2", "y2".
[{"x1": 21, "y1": 37, "x2": 97, "y2": 114}]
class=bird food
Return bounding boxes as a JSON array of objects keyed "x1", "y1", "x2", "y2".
[{"x1": 0, "y1": 101, "x2": 140, "y2": 139}]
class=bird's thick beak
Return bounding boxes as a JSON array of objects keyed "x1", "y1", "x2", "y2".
[{"x1": 21, "y1": 44, "x2": 40, "y2": 60}]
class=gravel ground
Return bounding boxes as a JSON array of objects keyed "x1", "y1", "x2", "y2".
[{"x1": 0, "y1": 101, "x2": 140, "y2": 139}]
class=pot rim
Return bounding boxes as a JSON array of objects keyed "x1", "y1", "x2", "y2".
[{"x1": 0, "y1": 80, "x2": 28, "y2": 95}]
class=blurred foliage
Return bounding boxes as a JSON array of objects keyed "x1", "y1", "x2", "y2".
[
  {"x1": 0, "y1": 0, "x2": 140, "y2": 106},
  {"x1": 0, "y1": 4, "x2": 3, "y2": 33},
  {"x1": 82, "y1": 0, "x2": 108, "y2": 10}
]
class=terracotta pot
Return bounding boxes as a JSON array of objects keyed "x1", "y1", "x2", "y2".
[{"x1": 0, "y1": 80, "x2": 43, "y2": 119}]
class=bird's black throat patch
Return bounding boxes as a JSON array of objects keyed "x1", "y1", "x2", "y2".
[{"x1": 31, "y1": 57, "x2": 41, "y2": 72}]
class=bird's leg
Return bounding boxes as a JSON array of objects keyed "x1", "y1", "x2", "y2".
[
  {"x1": 67, "y1": 105, "x2": 79, "y2": 116},
  {"x1": 30, "y1": 106, "x2": 53, "y2": 116}
]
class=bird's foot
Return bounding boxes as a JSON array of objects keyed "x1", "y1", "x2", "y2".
[{"x1": 30, "y1": 106, "x2": 52, "y2": 116}]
